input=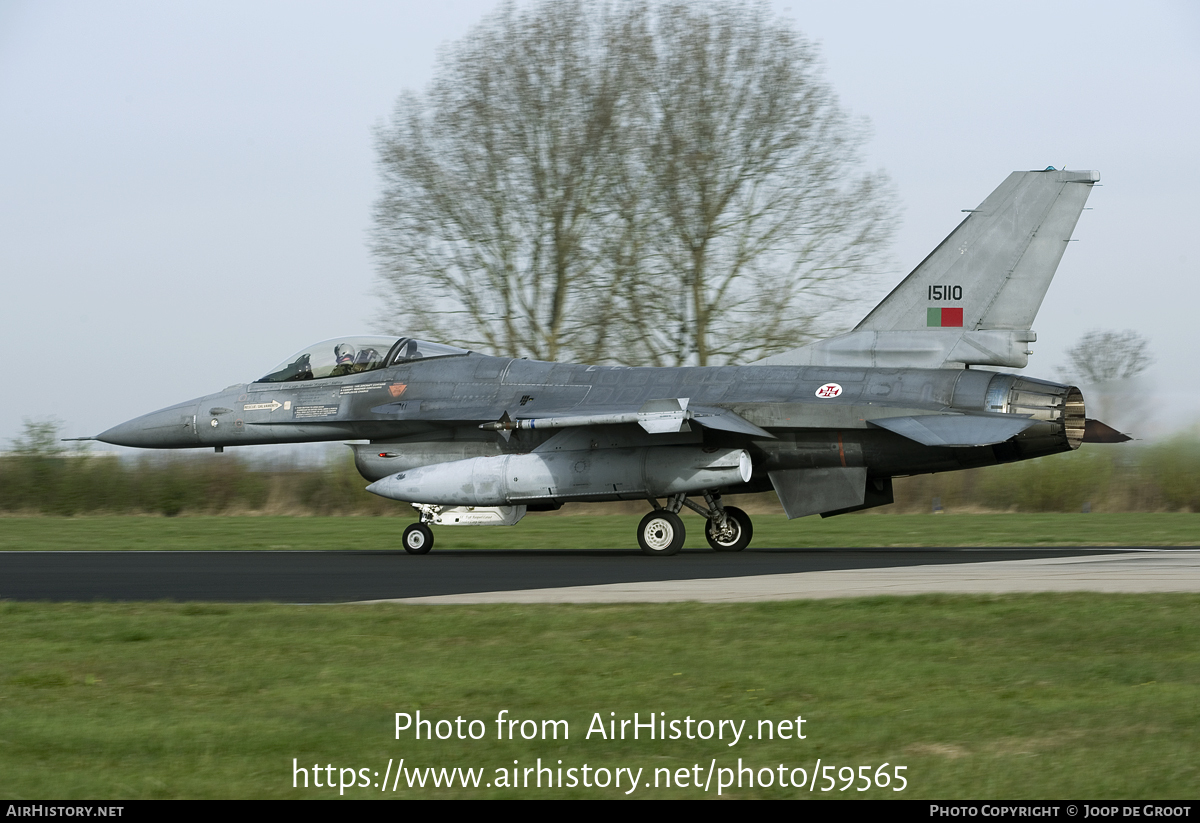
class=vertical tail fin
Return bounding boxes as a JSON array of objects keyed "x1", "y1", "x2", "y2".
[
  {"x1": 753, "y1": 168, "x2": 1098, "y2": 369},
  {"x1": 857, "y1": 168, "x2": 1098, "y2": 332}
]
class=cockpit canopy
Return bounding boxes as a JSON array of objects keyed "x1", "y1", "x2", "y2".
[{"x1": 254, "y1": 336, "x2": 468, "y2": 383}]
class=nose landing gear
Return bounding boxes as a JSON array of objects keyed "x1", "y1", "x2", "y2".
[{"x1": 402, "y1": 522, "x2": 434, "y2": 554}]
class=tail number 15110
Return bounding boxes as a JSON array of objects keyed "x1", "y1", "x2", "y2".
[{"x1": 928, "y1": 285, "x2": 962, "y2": 301}]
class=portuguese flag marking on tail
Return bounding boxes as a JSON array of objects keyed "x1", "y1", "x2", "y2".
[{"x1": 927, "y1": 307, "x2": 964, "y2": 327}]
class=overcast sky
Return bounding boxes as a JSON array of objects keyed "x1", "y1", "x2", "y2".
[{"x1": 1, "y1": 0, "x2": 1197, "y2": 449}]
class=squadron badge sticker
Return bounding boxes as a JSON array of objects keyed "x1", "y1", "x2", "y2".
[{"x1": 815, "y1": 383, "x2": 842, "y2": 399}]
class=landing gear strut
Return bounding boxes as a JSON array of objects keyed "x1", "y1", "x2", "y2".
[
  {"x1": 639, "y1": 492, "x2": 753, "y2": 555},
  {"x1": 705, "y1": 506, "x2": 752, "y2": 552}
]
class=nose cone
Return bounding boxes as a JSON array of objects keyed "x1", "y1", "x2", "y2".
[
  {"x1": 366, "y1": 474, "x2": 405, "y2": 500},
  {"x1": 367, "y1": 469, "x2": 442, "y2": 503},
  {"x1": 97, "y1": 401, "x2": 201, "y2": 448}
]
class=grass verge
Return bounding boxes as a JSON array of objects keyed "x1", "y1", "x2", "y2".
[{"x1": 1, "y1": 595, "x2": 1197, "y2": 798}]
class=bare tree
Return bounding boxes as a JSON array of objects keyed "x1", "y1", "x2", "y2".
[
  {"x1": 372, "y1": 0, "x2": 898, "y2": 366},
  {"x1": 1060, "y1": 329, "x2": 1154, "y2": 384},
  {"x1": 372, "y1": 1, "x2": 639, "y2": 362},
  {"x1": 624, "y1": 1, "x2": 896, "y2": 365},
  {"x1": 1058, "y1": 329, "x2": 1154, "y2": 430}
]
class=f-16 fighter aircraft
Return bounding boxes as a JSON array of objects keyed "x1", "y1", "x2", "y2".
[{"x1": 91, "y1": 168, "x2": 1128, "y2": 555}]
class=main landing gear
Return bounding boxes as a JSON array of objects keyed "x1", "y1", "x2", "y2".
[
  {"x1": 401, "y1": 494, "x2": 752, "y2": 557},
  {"x1": 638, "y1": 492, "x2": 753, "y2": 556}
]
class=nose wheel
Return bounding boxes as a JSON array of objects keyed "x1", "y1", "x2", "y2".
[{"x1": 402, "y1": 522, "x2": 434, "y2": 554}]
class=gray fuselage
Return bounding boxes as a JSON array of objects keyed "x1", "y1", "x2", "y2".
[{"x1": 99, "y1": 351, "x2": 1081, "y2": 507}]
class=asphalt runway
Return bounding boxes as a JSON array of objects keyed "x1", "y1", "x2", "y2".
[{"x1": 0, "y1": 547, "x2": 1160, "y2": 603}]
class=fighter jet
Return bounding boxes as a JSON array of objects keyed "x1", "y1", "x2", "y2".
[{"x1": 90, "y1": 168, "x2": 1127, "y2": 555}]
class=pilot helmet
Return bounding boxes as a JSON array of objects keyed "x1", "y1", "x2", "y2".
[{"x1": 334, "y1": 343, "x2": 356, "y2": 365}]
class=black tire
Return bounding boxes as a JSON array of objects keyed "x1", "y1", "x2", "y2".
[
  {"x1": 638, "y1": 510, "x2": 685, "y2": 556},
  {"x1": 705, "y1": 506, "x2": 752, "y2": 552},
  {"x1": 402, "y1": 523, "x2": 434, "y2": 555}
]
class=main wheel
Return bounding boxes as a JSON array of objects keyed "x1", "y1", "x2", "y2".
[
  {"x1": 705, "y1": 506, "x2": 752, "y2": 552},
  {"x1": 638, "y1": 510, "x2": 685, "y2": 556},
  {"x1": 402, "y1": 522, "x2": 434, "y2": 555}
]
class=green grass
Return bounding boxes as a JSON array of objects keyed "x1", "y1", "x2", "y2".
[
  {"x1": 0, "y1": 513, "x2": 1196, "y2": 552},
  {"x1": 1, "y1": 595, "x2": 1197, "y2": 798}
]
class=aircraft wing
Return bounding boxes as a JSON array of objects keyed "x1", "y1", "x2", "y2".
[
  {"x1": 478, "y1": 398, "x2": 774, "y2": 439},
  {"x1": 868, "y1": 413, "x2": 1036, "y2": 447}
]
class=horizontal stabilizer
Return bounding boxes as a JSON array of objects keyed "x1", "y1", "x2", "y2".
[
  {"x1": 1082, "y1": 418, "x2": 1132, "y2": 443},
  {"x1": 869, "y1": 414, "x2": 1035, "y2": 447}
]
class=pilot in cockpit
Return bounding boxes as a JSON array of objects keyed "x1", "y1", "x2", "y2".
[
  {"x1": 330, "y1": 343, "x2": 357, "y2": 377},
  {"x1": 353, "y1": 347, "x2": 382, "y2": 372}
]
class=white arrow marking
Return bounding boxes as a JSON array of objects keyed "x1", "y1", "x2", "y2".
[{"x1": 243, "y1": 400, "x2": 282, "y2": 412}]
